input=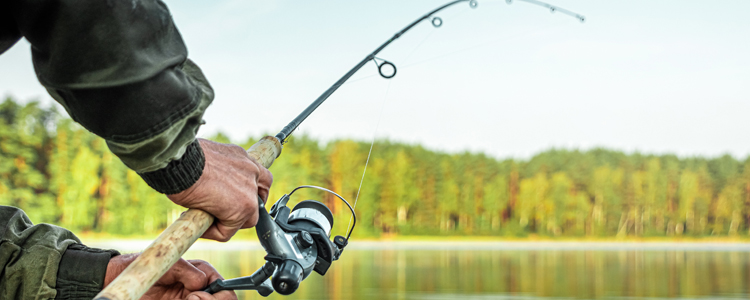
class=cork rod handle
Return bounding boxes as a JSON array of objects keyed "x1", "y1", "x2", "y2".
[{"x1": 94, "y1": 136, "x2": 282, "y2": 300}]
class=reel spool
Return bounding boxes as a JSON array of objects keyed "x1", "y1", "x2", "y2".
[{"x1": 288, "y1": 200, "x2": 334, "y2": 236}]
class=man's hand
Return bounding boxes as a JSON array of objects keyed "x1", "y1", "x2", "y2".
[
  {"x1": 105, "y1": 254, "x2": 237, "y2": 300},
  {"x1": 168, "y1": 139, "x2": 273, "y2": 242}
]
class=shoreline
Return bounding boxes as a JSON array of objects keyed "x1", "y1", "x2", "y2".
[{"x1": 87, "y1": 239, "x2": 750, "y2": 252}]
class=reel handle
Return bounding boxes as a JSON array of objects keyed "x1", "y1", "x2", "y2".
[
  {"x1": 271, "y1": 260, "x2": 304, "y2": 295},
  {"x1": 94, "y1": 136, "x2": 282, "y2": 300},
  {"x1": 204, "y1": 261, "x2": 275, "y2": 296}
]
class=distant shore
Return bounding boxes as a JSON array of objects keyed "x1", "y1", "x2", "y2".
[{"x1": 87, "y1": 238, "x2": 750, "y2": 252}]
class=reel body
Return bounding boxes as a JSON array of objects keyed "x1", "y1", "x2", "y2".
[{"x1": 204, "y1": 186, "x2": 354, "y2": 296}]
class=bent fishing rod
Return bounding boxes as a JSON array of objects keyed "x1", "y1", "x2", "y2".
[
  {"x1": 275, "y1": 0, "x2": 584, "y2": 144},
  {"x1": 95, "y1": 1, "x2": 584, "y2": 299}
]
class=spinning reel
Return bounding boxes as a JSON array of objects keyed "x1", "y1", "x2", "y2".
[{"x1": 204, "y1": 186, "x2": 356, "y2": 296}]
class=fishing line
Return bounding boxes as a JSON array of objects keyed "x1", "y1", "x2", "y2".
[
  {"x1": 342, "y1": 2, "x2": 568, "y2": 86},
  {"x1": 342, "y1": 20, "x2": 562, "y2": 86},
  {"x1": 343, "y1": 4, "x2": 475, "y2": 85},
  {"x1": 345, "y1": 8, "x2": 476, "y2": 220},
  {"x1": 514, "y1": 0, "x2": 585, "y2": 22},
  {"x1": 400, "y1": 26, "x2": 437, "y2": 65},
  {"x1": 401, "y1": 6, "x2": 471, "y2": 64},
  {"x1": 346, "y1": 79, "x2": 393, "y2": 234},
  {"x1": 274, "y1": 0, "x2": 584, "y2": 236}
]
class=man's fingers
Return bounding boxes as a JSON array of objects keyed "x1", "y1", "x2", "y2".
[
  {"x1": 159, "y1": 259, "x2": 208, "y2": 291},
  {"x1": 170, "y1": 138, "x2": 273, "y2": 243},
  {"x1": 245, "y1": 155, "x2": 273, "y2": 203},
  {"x1": 256, "y1": 168, "x2": 273, "y2": 202},
  {"x1": 201, "y1": 202, "x2": 259, "y2": 240},
  {"x1": 201, "y1": 222, "x2": 239, "y2": 242},
  {"x1": 188, "y1": 259, "x2": 223, "y2": 282},
  {"x1": 241, "y1": 216, "x2": 259, "y2": 229},
  {"x1": 186, "y1": 291, "x2": 237, "y2": 300},
  {"x1": 185, "y1": 260, "x2": 237, "y2": 300},
  {"x1": 240, "y1": 201, "x2": 260, "y2": 229}
]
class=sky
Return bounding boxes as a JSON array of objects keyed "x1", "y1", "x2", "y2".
[{"x1": 1, "y1": 0, "x2": 749, "y2": 160}]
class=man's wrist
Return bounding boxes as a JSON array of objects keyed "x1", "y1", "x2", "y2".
[
  {"x1": 138, "y1": 139, "x2": 205, "y2": 194},
  {"x1": 103, "y1": 253, "x2": 139, "y2": 287},
  {"x1": 56, "y1": 244, "x2": 120, "y2": 299}
]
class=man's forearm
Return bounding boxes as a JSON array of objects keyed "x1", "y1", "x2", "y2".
[
  {"x1": 46, "y1": 58, "x2": 214, "y2": 194},
  {"x1": 9, "y1": 0, "x2": 215, "y2": 194}
]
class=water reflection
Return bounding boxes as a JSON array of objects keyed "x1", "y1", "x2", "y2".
[{"x1": 184, "y1": 247, "x2": 750, "y2": 300}]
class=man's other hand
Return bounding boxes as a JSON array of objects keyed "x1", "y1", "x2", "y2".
[
  {"x1": 104, "y1": 254, "x2": 237, "y2": 300},
  {"x1": 168, "y1": 139, "x2": 273, "y2": 242}
]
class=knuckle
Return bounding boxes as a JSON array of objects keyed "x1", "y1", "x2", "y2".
[
  {"x1": 229, "y1": 144, "x2": 247, "y2": 156},
  {"x1": 190, "y1": 259, "x2": 209, "y2": 267},
  {"x1": 239, "y1": 198, "x2": 256, "y2": 213},
  {"x1": 207, "y1": 230, "x2": 231, "y2": 243},
  {"x1": 246, "y1": 214, "x2": 259, "y2": 228}
]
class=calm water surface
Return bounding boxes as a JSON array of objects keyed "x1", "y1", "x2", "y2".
[{"x1": 182, "y1": 243, "x2": 750, "y2": 300}]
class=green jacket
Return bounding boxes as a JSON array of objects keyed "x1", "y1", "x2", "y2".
[
  {"x1": 0, "y1": 206, "x2": 119, "y2": 300},
  {"x1": 1, "y1": 0, "x2": 214, "y2": 298},
  {"x1": 1, "y1": 0, "x2": 213, "y2": 191}
]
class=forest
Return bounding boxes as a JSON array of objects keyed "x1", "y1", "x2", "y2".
[{"x1": 1, "y1": 97, "x2": 749, "y2": 238}]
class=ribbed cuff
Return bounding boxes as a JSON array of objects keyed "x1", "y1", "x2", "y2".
[
  {"x1": 55, "y1": 244, "x2": 120, "y2": 300},
  {"x1": 138, "y1": 139, "x2": 205, "y2": 194}
]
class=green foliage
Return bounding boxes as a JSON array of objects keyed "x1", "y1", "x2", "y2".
[
  {"x1": 1, "y1": 97, "x2": 179, "y2": 235},
  {"x1": 1, "y1": 96, "x2": 750, "y2": 238}
]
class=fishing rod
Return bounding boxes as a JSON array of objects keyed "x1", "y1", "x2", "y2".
[
  {"x1": 275, "y1": 0, "x2": 584, "y2": 144},
  {"x1": 205, "y1": 0, "x2": 583, "y2": 295},
  {"x1": 95, "y1": 1, "x2": 584, "y2": 299}
]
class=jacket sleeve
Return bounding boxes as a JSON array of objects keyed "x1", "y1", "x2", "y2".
[
  {"x1": 0, "y1": 206, "x2": 120, "y2": 300},
  {"x1": 9, "y1": 0, "x2": 213, "y2": 194}
]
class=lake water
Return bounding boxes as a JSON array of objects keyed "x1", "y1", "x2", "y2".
[{"x1": 175, "y1": 242, "x2": 750, "y2": 300}]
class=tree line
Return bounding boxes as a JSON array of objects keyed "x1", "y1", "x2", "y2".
[{"x1": 1, "y1": 97, "x2": 749, "y2": 238}]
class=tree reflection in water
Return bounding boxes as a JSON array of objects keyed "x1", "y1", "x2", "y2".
[{"x1": 185, "y1": 244, "x2": 750, "y2": 300}]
